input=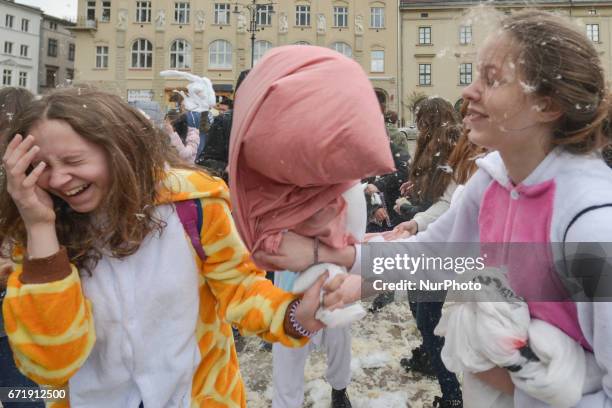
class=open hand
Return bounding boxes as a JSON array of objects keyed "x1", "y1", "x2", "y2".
[
  {"x1": 381, "y1": 220, "x2": 417, "y2": 241},
  {"x1": 2, "y1": 134, "x2": 55, "y2": 227}
]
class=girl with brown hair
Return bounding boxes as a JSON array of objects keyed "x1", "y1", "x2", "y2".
[
  {"x1": 255, "y1": 9, "x2": 612, "y2": 407},
  {"x1": 0, "y1": 87, "x2": 323, "y2": 407}
]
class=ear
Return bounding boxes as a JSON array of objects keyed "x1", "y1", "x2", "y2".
[{"x1": 534, "y1": 96, "x2": 563, "y2": 123}]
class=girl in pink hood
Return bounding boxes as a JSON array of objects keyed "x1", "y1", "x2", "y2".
[{"x1": 228, "y1": 45, "x2": 395, "y2": 407}]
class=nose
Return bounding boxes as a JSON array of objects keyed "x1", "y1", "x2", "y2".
[
  {"x1": 47, "y1": 167, "x2": 72, "y2": 190},
  {"x1": 462, "y1": 78, "x2": 481, "y2": 103}
]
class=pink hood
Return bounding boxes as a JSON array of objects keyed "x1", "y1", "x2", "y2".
[{"x1": 229, "y1": 46, "x2": 395, "y2": 264}]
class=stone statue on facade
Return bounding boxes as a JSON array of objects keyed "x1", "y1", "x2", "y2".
[
  {"x1": 117, "y1": 9, "x2": 127, "y2": 30},
  {"x1": 279, "y1": 12, "x2": 288, "y2": 33},
  {"x1": 195, "y1": 10, "x2": 205, "y2": 31},
  {"x1": 355, "y1": 14, "x2": 364, "y2": 35},
  {"x1": 316, "y1": 14, "x2": 326, "y2": 34},
  {"x1": 237, "y1": 12, "x2": 247, "y2": 33},
  {"x1": 155, "y1": 9, "x2": 166, "y2": 29}
]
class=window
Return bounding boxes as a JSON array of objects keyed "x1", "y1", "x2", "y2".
[
  {"x1": 102, "y1": 1, "x2": 111, "y2": 21},
  {"x1": 253, "y1": 40, "x2": 272, "y2": 64},
  {"x1": 295, "y1": 41, "x2": 310, "y2": 45},
  {"x1": 48, "y1": 39, "x2": 58, "y2": 57},
  {"x1": 66, "y1": 69, "x2": 74, "y2": 81},
  {"x1": 20, "y1": 44, "x2": 28, "y2": 57},
  {"x1": 588, "y1": 8, "x2": 597, "y2": 15},
  {"x1": 371, "y1": 50, "x2": 384, "y2": 72},
  {"x1": 136, "y1": 1, "x2": 151, "y2": 23},
  {"x1": 68, "y1": 44, "x2": 75, "y2": 61},
  {"x1": 87, "y1": 1, "x2": 96, "y2": 21},
  {"x1": 209, "y1": 39, "x2": 232, "y2": 69},
  {"x1": 214, "y1": 3, "x2": 230, "y2": 25},
  {"x1": 19, "y1": 71, "x2": 27, "y2": 87},
  {"x1": 96, "y1": 45, "x2": 109, "y2": 68},
  {"x1": 46, "y1": 67, "x2": 57, "y2": 87},
  {"x1": 21, "y1": 18, "x2": 29, "y2": 32},
  {"x1": 296, "y1": 5, "x2": 310, "y2": 26},
  {"x1": 459, "y1": 63, "x2": 472, "y2": 85},
  {"x1": 370, "y1": 7, "x2": 384, "y2": 28},
  {"x1": 131, "y1": 39, "x2": 153, "y2": 68},
  {"x1": 460, "y1": 25, "x2": 472, "y2": 44},
  {"x1": 49, "y1": 21, "x2": 58, "y2": 30},
  {"x1": 333, "y1": 6, "x2": 348, "y2": 27},
  {"x1": 174, "y1": 2, "x2": 190, "y2": 24},
  {"x1": 2, "y1": 69, "x2": 12, "y2": 86},
  {"x1": 419, "y1": 63, "x2": 431, "y2": 85},
  {"x1": 587, "y1": 24, "x2": 599, "y2": 42},
  {"x1": 4, "y1": 42, "x2": 13, "y2": 55},
  {"x1": 170, "y1": 39, "x2": 191, "y2": 69},
  {"x1": 331, "y1": 42, "x2": 352, "y2": 57},
  {"x1": 256, "y1": 4, "x2": 273, "y2": 26},
  {"x1": 419, "y1": 27, "x2": 431, "y2": 44},
  {"x1": 5, "y1": 14, "x2": 14, "y2": 28}
]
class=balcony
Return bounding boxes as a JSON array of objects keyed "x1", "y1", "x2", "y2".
[{"x1": 71, "y1": 17, "x2": 97, "y2": 31}]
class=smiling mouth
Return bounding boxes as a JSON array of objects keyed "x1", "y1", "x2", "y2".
[{"x1": 65, "y1": 183, "x2": 92, "y2": 197}]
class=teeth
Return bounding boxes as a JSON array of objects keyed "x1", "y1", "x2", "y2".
[{"x1": 66, "y1": 184, "x2": 89, "y2": 197}]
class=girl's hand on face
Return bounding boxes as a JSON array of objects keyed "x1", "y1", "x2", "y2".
[
  {"x1": 2, "y1": 134, "x2": 55, "y2": 227},
  {"x1": 253, "y1": 231, "x2": 316, "y2": 272}
]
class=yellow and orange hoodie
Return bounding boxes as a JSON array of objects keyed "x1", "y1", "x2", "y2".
[{"x1": 2, "y1": 169, "x2": 307, "y2": 407}]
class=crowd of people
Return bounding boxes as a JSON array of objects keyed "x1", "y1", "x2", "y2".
[{"x1": 1, "y1": 8, "x2": 612, "y2": 408}]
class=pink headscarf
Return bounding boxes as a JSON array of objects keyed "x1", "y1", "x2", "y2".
[{"x1": 229, "y1": 46, "x2": 395, "y2": 265}]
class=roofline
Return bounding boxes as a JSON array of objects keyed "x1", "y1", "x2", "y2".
[
  {"x1": 0, "y1": 0, "x2": 43, "y2": 15},
  {"x1": 42, "y1": 13, "x2": 76, "y2": 26},
  {"x1": 400, "y1": 0, "x2": 604, "y2": 9}
]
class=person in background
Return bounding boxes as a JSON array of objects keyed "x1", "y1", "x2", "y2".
[
  {"x1": 196, "y1": 70, "x2": 250, "y2": 182},
  {"x1": 0, "y1": 87, "x2": 44, "y2": 408}
]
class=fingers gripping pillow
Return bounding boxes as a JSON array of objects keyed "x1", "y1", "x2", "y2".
[{"x1": 292, "y1": 263, "x2": 366, "y2": 328}]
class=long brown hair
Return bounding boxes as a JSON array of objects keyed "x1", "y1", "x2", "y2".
[
  {"x1": 408, "y1": 97, "x2": 461, "y2": 203},
  {"x1": 0, "y1": 87, "x2": 206, "y2": 273},
  {"x1": 0, "y1": 87, "x2": 33, "y2": 138},
  {"x1": 449, "y1": 100, "x2": 488, "y2": 185},
  {"x1": 500, "y1": 10, "x2": 612, "y2": 153}
]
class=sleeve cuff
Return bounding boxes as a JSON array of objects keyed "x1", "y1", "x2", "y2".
[{"x1": 21, "y1": 246, "x2": 72, "y2": 284}]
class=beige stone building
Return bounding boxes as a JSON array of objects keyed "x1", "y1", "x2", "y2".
[
  {"x1": 71, "y1": 0, "x2": 399, "y2": 111},
  {"x1": 399, "y1": 0, "x2": 612, "y2": 123}
]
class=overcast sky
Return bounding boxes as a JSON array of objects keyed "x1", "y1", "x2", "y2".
[{"x1": 18, "y1": 0, "x2": 77, "y2": 20}]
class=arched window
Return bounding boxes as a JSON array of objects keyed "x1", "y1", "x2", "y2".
[
  {"x1": 209, "y1": 40, "x2": 232, "y2": 69},
  {"x1": 253, "y1": 40, "x2": 273, "y2": 64},
  {"x1": 170, "y1": 39, "x2": 191, "y2": 69},
  {"x1": 331, "y1": 42, "x2": 352, "y2": 57},
  {"x1": 131, "y1": 38, "x2": 153, "y2": 68}
]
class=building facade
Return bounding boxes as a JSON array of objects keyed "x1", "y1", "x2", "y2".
[
  {"x1": 71, "y1": 0, "x2": 399, "y2": 111},
  {"x1": 399, "y1": 0, "x2": 612, "y2": 123},
  {"x1": 0, "y1": 0, "x2": 41, "y2": 93},
  {"x1": 39, "y1": 14, "x2": 76, "y2": 93}
]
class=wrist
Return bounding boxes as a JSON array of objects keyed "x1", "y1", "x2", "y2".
[
  {"x1": 319, "y1": 243, "x2": 356, "y2": 269},
  {"x1": 284, "y1": 299, "x2": 315, "y2": 338},
  {"x1": 26, "y1": 223, "x2": 60, "y2": 259}
]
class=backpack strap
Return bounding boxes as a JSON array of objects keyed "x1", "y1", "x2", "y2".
[{"x1": 175, "y1": 199, "x2": 206, "y2": 261}]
